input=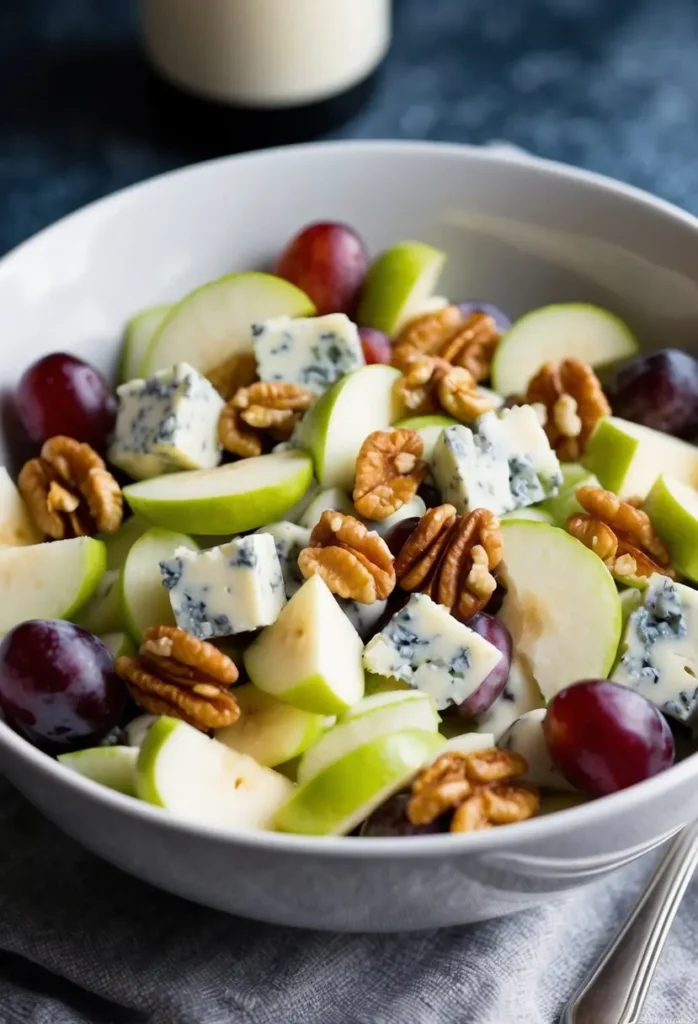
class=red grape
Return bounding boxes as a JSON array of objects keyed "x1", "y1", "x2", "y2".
[
  {"x1": 274, "y1": 222, "x2": 368, "y2": 316},
  {"x1": 383, "y1": 516, "x2": 421, "y2": 557},
  {"x1": 359, "y1": 792, "x2": 448, "y2": 836},
  {"x1": 458, "y1": 302, "x2": 511, "y2": 333},
  {"x1": 606, "y1": 349, "x2": 698, "y2": 439},
  {"x1": 448, "y1": 614, "x2": 512, "y2": 718},
  {"x1": 16, "y1": 353, "x2": 117, "y2": 451},
  {"x1": 0, "y1": 620, "x2": 126, "y2": 753},
  {"x1": 418, "y1": 482, "x2": 442, "y2": 509},
  {"x1": 358, "y1": 326, "x2": 392, "y2": 365},
  {"x1": 544, "y1": 680, "x2": 675, "y2": 797}
]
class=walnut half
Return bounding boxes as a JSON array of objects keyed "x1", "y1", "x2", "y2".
[
  {"x1": 353, "y1": 428, "x2": 427, "y2": 520},
  {"x1": 297, "y1": 511, "x2": 396, "y2": 604}
]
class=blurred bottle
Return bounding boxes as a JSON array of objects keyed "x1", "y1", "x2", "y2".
[{"x1": 141, "y1": 0, "x2": 391, "y2": 152}]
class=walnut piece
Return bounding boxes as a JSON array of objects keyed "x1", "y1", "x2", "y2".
[
  {"x1": 525, "y1": 358, "x2": 610, "y2": 461},
  {"x1": 219, "y1": 381, "x2": 314, "y2": 458},
  {"x1": 393, "y1": 306, "x2": 501, "y2": 383},
  {"x1": 206, "y1": 351, "x2": 258, "y2": 400},
  {"x1": 297, "y1": 510, "x2": 396, "y2": 603},
  {"x1": 393, "y1": 353, "x2": 497, "y2": 423},
  {"x1": 408, "y1": 748, "x2": 539, "y2": 833},
  {"x1": 18, "y1": 435, "x2": 123, "y2": 539},
  {"x1": 116, "y1": 625, "x2": 239, "y2": 731},
  {"x1": 395, "y1": 506, "x2": 502, "y2": 622},
  {"x1": 567, "y1": 485, "x2": 675, "y2": 583},
  {"x1": 353, "y1": 429, "x2": 427, "y2": 520}
]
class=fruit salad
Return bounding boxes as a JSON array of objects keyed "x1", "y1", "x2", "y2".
[{"x1": 0, "y1": 220, "x2": 695, "y2": 839}]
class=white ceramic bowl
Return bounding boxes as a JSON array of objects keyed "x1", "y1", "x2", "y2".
[{"x1": 2, "y1": 141, "x2": 698, "y2": 932}]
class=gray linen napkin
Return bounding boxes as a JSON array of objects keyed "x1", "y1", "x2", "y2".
[{"x1": 1, "y1": 775, "x2": 697, "y2": 1024}]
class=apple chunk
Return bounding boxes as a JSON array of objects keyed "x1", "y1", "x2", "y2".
[
  {"x1": 357, "y1": 242, "x2": 446, "y2": 336},
  {"x1": 123, "y1": 451, "x2": 313, "y2": 535},
  {"x1": 644, "y1": 474, "x2": 698, "y2": 583},
  {"x1": 498, "y1": 520, "x2": 621, "y2": 700},
  {"x1": 0, "y1": 467, "x2": 42, "y2": 546},
  {"x1": 216, "y1": 684, "x2": 327, "y2": 768},
  {"x1": 584, "y1": 416, "x2": 698, "y2": 500}
]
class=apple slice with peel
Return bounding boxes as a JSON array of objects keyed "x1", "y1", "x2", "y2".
[
  {"x1": 357, "y1": 242, "x2": 446, "y2": 336},
  {"x1": 500, "y1": 507, "x2": 555, "y2": 524},
  {"x1": 75, "y1": 570, "x2": 124, "y2": 634},
  {"x1": 301, "y1": 365, "x2": 402, "y2": 490},
  {"x1": 244, "y1": 574, "x2": 365, "y2": 716},
  {"x1": 102, "y1": 515, "x2": 149, "y2": 571},
  {"x1": 58, "y1": 746, "x2": 138, "y2": 796},
  {"x1": 644, "y1": 474, "x2": 698, "y2": 582},
  {"x1": 142, "y1": 272, "x2": 315, "y2": 377},
  {"x1": 274, "y1": 729, "x2": 444, "y2": 836},
  {"x1": 123, "y1": 451, "x2": 313, "y2": 535},
  {"x1": 100, "y1": 632, "x2": 136, "y2": 660},
  {"x1": 298, "y1": 487, "x2": 354, "y2": 529},
  {"x1": 120, "y1": 526, "x2": 197, "y2": 641},
  {"x1": 215, "y1": 684, "x2": 328, "y2": 767},
  {"x1": 538, "y1": 462, "x2": 600, "y2": 526},
  {"x1": 491, "y1": 303, "x2": 638, "y2": 396},
  {"x1": 0, "y1": 467, "x2": 42, "y2": 546},
  {"x1": 297, "y1": 690, "x2": 440, "y2": 785},
  {"x1": 498, "y1": 520, "x2": 621, "y2": 700},
  {"x1": 584, "y1": 416, "x2": 698, "y2": 500},
  {"x1": 0, "y1": 536, "x2": 105, "y2": 634},
  {"x1": 118, "y1": 304, "x2": 171, "y2": 383},
  {"x1": 394, "y1": 414, "x2": 458, "y2": 465},
  {"x1": 137, "y1": 716, "x2": 295, "y2": 829}
]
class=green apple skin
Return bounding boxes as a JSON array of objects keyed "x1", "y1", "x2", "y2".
[
  {"x1": 584, "y1": 416, "x2": 698, "y2": 500},
  {"x1": 498, "y1": 520, "x2": 622, "y2": 700},
  {"x1": 363, "y1": 672, "x2": 410, "y2": 696},
  {"x1": 302, "y1": 365, "x2": 402, "y2": 490},
  {"x1": 74, "y1": 570, "x2": 124, "y2": 635},
  {"x1": 644, "y1": 474, "x2": 698, "y2": 582},
  {"x1": 538, "y1": 463, "x2": 600, "y2": 525},
  {"x1": 357, "y1": 242, "x2": 446, "y2": 336},
  {"x1": 215, "y1": 684, "x2": 327, "y2": 767},
  {"x1": 142, "y1": 272, "x2": 315, "y2": 377},
  {"x1": 491, "y1": 303, "x2": 638, "y2": 396},
  {"x1": 102, "y1": 515, "x2": 149, "y2": 572},
  {"x1": 120, "y1": 527, "x2": 197, "y2": 641},
  {"x1": 118, "y1": 304, "x2": 171, "y2": 384},
  {"x1": 500, "y1": 507, "x2": 556, "y2": 524},
  {"x1": 274, "y1": 729, "x2": 445, "y2": 836},
  {"x1": 58, "y1": 746, "x2": 138, "y2": 796},
  {"x1": 124, "y1": 451, "x2": 314, "y2": 535}
]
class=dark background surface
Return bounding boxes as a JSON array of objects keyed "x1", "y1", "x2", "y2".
[{"x1": 1, "y1": 0, "x2": 698, "y2": 258}]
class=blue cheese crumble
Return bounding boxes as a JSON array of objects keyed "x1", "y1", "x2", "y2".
[
  {"x1": 159, "y1": 534, "x2": 286, "y2": 639},
  {"x1": 109, "y1": 362, "x2": 224, "y2": 480},
  {"x1": 362, "y1": 593, "x2": 504, "y2": 710},
  {"x1": 251, "y1": 313, "x2": 365, "y2": 394},
  {"x1": 612, "y1": 573, "x2": 698, "y2": 724}
]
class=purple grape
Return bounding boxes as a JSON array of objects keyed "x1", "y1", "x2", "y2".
[
  {"x1": 458, "y1": 302, "x2": 511, "y2": 333},
  {"x1": 418, "y1": 482, "x2": 442, "y2": 509},
  {"x1": 606, "y1": 349, "x2": 698, "y2": 439},
  {"x1": 359, "y1": 792, "x2": 448, "y2": 836},
  {"x1": 383, "y1": 516, "x2": 420, "y2": 557},
  {"x1": 448, "y1": 614, "x2": 512, "y2": 718}
]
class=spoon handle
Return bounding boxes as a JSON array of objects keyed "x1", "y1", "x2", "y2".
[{"x1": 560, "y1": 820, "x2": 698, "y2": 1024}]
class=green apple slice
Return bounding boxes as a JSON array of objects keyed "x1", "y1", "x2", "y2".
[
  {"x1": 0, "y1": 537, "x2": 105, "y2": 633},
  {"x1": 120, "y1": 526, "x2": 197, "y2": 641},
  {"x1": 123, "y1": 451, "x2": 313, "y2": 535},
  {"x1": 364, "y1": 672, "x2": 410, "y2": 696},
  {"x1": 393, "y1": 414, "x2": 458, "y2": 465},
  {"x1": 357, "y1": 242, "x2": 446, "y2": 336},
  {"x1": 74, "y1": 569, "x2": 124, "y2": 634},
  {"x1": 619, "y1": 587, "x2": 643, "y2": 629},
  {"x1": 118, "y1": 304, "x2": 171, "y2": 383},
  {"x1": 301, "y1": 365, "x2": 402, "y2": 490},
  {"x1": 644, "y1": 474, "x2": 698, "y2": 582},
  {"x1": 498, "y1": 520, "x2": 622, "y2": 700},
  {"x1": 100, "y1": 631, "x2": 136, "y2": 659},
  {"x1": 244, "y1": 574, "x2": 364, "y2": 716},
  {"x1": 297, "y1": 690, "x2": 440, "y2": 786},
  {"x1": 142, "y1": 272, "x2": 315, "y2": 377},
  {"x1": 274, "y1": 729, "x2": 444, "y2": 836},
  {"x1": 0, "y1": 466, "x2": 42, "y2": 546},
  {"x1": 584, "y1": 416, "x2": 698, "y2": 500},
  {"x1": 216, "y1": 684, "x2": 327, "y2": 767},
  {"x1": 538, "y1": 462, "x2": 600, "y2": 526},
  {"x1": 500, "y1": 507, "x2": 556, "y2": 524},
  {"x1": 137, "y1": 716, "x2": 295, "y2": 828},
  {"x1": 491, "y1": 304, "x2": 638, "y2": 396},
  {"x1": 298, "y1": 487, "x2": 354, "y2": 528},
  {"x1": 58, "y1": 746, "x2": 138, "y2": 796},
  {"x1": 102, "y1": 515, "x2": 149, "y2": 571}
]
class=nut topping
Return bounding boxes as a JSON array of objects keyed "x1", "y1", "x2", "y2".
[
  {"x1": 353, "y1": 429, "x2": 427, "y2": 520},
  {"x1": 116, "y1": 625, "x2": 239, "y2": 731},
  {"x1": 393, "y1": 306, "x2": 501, "y2": 383},
  {"x1": 297, "y1": 510, "x2": 396, "y2": 603},
  {"x1": 395, "y1": 506, "x2": 502, "y2": 622},
  {"x1": 393, "y1": 353, "x2": 497, "y2": 423},
  {"x1": 408, "y1": 748, "x2": 539, "y2": 833},
  {"x1": 206, "y1": 351, "x2": 258, "y2": 400},
  {"x1": 567, "y1": 485, "x2": 675, "y2": 583},
  {"x1": 18, "y1": 435, "x2": 123, "y2": 539},
  {"x1": 219, "y1": 381, "x2": 315, "y2": 458},
  {"x1": 525, "y1": 358, "x2": 610, "y2": 461}
]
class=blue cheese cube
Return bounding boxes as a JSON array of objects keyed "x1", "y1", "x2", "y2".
[
  {"x1": 611, "y1": 573, "x2": 698, "y2": 724},
  {"x1": 159, "y1": 534, "x2": 286, "y2": 639},
  {"x1": 432, "y1": 406, "x2": 561, "y2": 516},
  {"x1": 251, "y1": 313, "x2": 365, "y2": 394},
  {"x1": 260, "y1": 520, "x2": 386, "y2": 639},
  {"x1": 109, "y1": 362, "x2": 224, "y2": 480},
  {"x1": 362, "y1": 593, "x2": 504, "y2": 710}
]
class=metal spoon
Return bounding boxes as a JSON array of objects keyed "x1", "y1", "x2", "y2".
[{"x1": 560, "y1": 819, "x2": 698, "y2": 1024}]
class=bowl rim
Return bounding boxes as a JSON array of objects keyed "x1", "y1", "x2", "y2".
[{"x1": 1, "y1": 137, "x2": 698, "y2": 856}]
